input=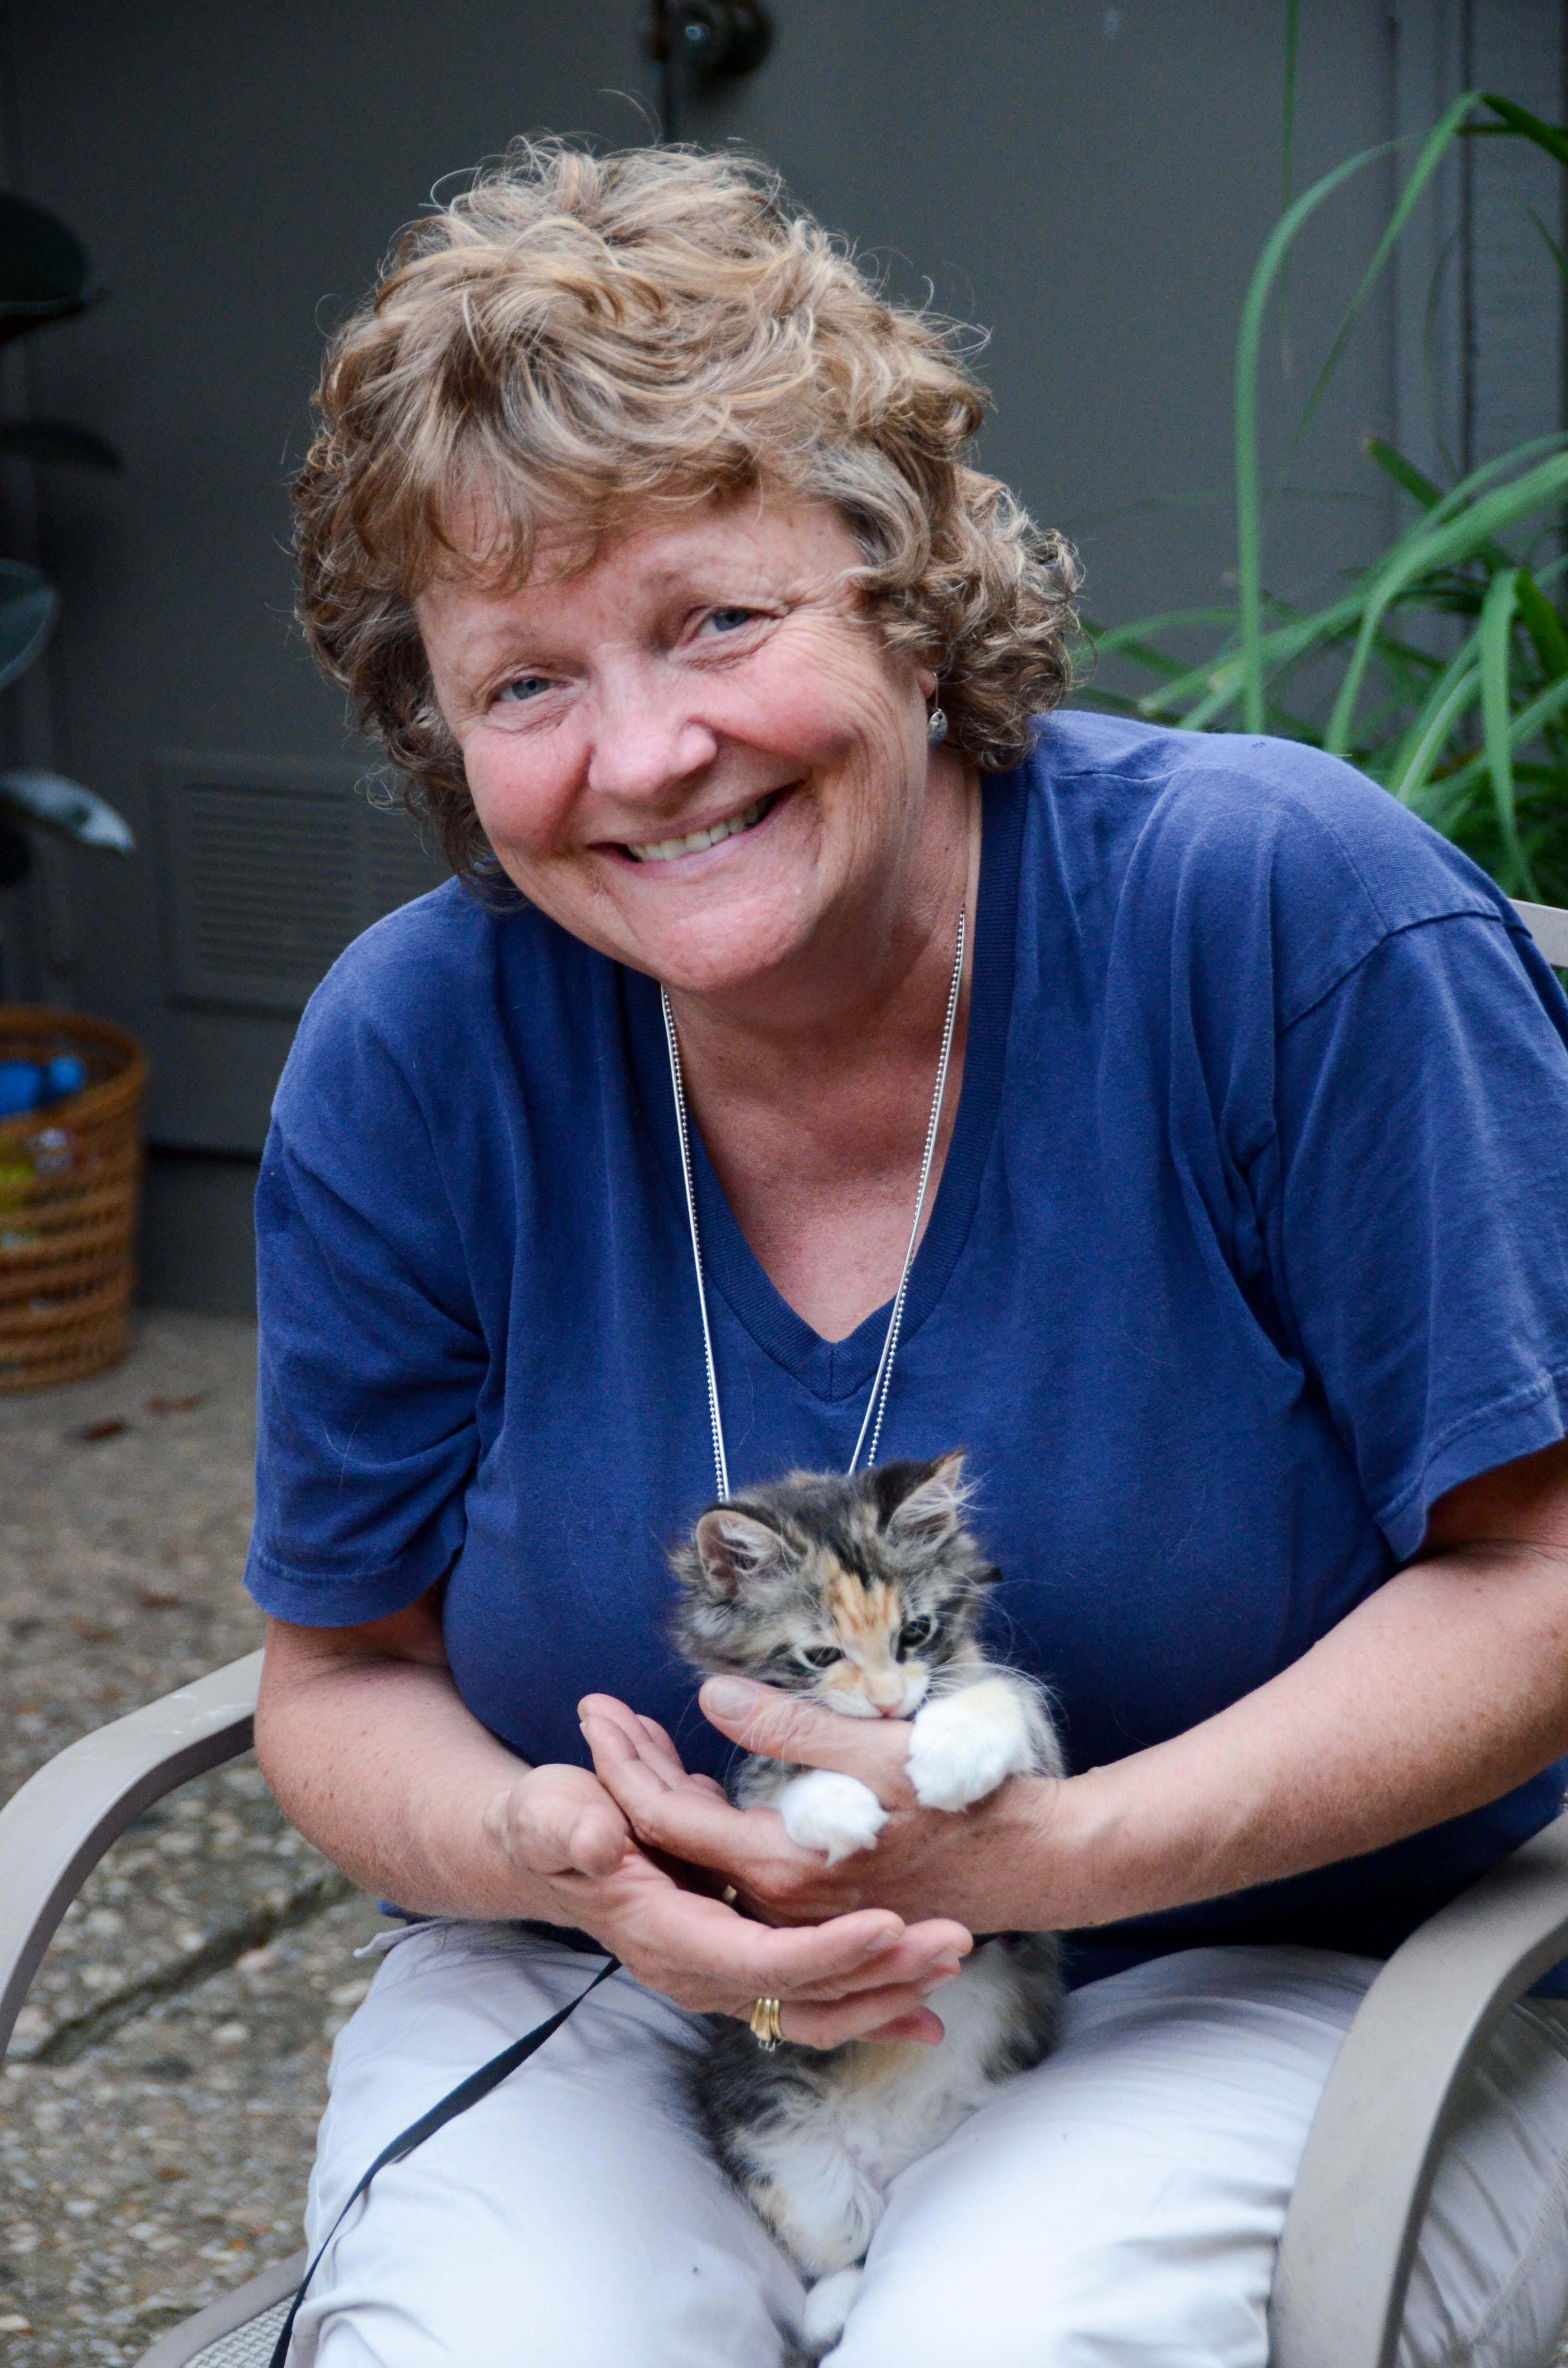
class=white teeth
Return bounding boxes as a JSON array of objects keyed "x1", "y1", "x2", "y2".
[{"x1": 628, "y1": 796, "x2": 770, "y2": 863}]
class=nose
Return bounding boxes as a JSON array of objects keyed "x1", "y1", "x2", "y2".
[
  {"x1": 586, "y1": 666, "x2": 719, "y2": 806},
  {"x1": 866, "y1": 1674, "x2": 905, "y2": 1713}
]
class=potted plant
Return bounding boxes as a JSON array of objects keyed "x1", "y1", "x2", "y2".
[{"x1": 1083, "y1": 94, "x2": 1568, "y2": 908}]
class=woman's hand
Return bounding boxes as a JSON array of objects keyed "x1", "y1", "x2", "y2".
[
  {"x1": 256, "y1": 1603, "x2": 970, "y2": 2053},
  {"x1": 485, "y1": 1752, "x2": 974, "y2": 2047},
  {"x1": 579, "y1": 1683, "x2": 1063, "y2": 1936}
]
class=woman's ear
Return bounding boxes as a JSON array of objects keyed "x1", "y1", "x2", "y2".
[{"x1": 694, "y1": 1508, "x2": 785, "y2": 1596}]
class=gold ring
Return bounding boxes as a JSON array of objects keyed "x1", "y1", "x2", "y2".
[
  {"x1": 749, "y1": 1995, "x2": 784, "y2": 2050},
  {"x1": 720, "y1": 1883, "x2": 739, "y2": 1907}
]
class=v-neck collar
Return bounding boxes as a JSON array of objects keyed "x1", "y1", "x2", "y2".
[{"x1": 626, "y1": 762, "x2": 1027, "y2": 1404}]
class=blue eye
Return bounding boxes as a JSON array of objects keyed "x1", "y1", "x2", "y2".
[
  {"x1": 703, "y1": 607, "x2": 757, "y2": 635},
  {"x1": 496, "y1": 674, "x2": 552, "y2": 704},
  {"x1": 898, "y1": 1615, "x2": 938, "y2": 1657}
]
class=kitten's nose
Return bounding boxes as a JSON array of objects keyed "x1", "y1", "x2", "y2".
[{"x1": 873, "y1": 1702, "x2": 903, "y2": 1718}]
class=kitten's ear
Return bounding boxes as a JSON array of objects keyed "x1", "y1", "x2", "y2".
[
  {"x1": 887, "y1": 1451, "x2": 968, "y2": 1544},
  {"x1": 693, "y1": 1508, "x2": 785, "y2": 1596}
]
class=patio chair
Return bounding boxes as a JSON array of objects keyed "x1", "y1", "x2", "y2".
[{"x1": 6, "y1": 896, "x2": 1568, "y2": 2368}]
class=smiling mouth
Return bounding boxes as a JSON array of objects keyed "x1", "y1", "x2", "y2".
[{"x1": 624, "y1": 791, "x2": 778, "y2": 864}]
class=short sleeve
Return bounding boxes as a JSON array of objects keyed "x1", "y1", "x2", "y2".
[
  {"x1": 1268, "y1": 913, "x2": 1568, "y2": 1560},
  {"x1": 244, "y1": 975, "x2": 488, "y2": 1628}
]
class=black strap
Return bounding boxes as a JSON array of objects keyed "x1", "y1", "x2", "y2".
[{"x1": 267, "y1": 1952, "x2": 619, "y2": 2368}]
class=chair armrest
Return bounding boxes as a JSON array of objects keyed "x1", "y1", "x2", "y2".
[
  {"x1": 1511, "y1": 899, "x2": 1568, "y2": 967},
  {"x1": 0, "y1": 1652, "x2": 262, "y2": 2058},
  {"x1": 1270, "y1": 1807, "x2": 1568, "y2": 2368},
  {"x1": 133, "y1": 2249, "x2": 306, "y2": 2368}
]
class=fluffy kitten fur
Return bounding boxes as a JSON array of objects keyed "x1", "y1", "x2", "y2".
[{"x1": 669, "y1": 1453, "x2": 1064, "y2": 2363}]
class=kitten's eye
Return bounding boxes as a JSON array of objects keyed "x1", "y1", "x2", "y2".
[
  {"x1": 898, "y1": 1614, "x2": 938, "y2": 1657},
  {"x1": 796, "y1": 1644, "x2": 842, "y2": 1673}
]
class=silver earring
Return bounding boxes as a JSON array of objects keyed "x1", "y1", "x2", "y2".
[{"x1": 926, "y1": 703, "x2": 948, "y2": 747}]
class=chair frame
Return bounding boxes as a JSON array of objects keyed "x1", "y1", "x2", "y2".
[{"x1": 7, "y1": 898, "x2": 1568, "y2": 2368}]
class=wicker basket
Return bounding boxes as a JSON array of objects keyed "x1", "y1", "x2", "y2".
[{"x1": 0, "y1": 1005, "x2": 149, "y2": 1392}]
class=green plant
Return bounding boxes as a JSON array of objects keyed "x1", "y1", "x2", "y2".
[
  {"x1": 0, "y1": 190, "x2": 132, "y2": 890},
  {"x1": 1083, "y1": 93, "x2": 1568, "y2": 907}
]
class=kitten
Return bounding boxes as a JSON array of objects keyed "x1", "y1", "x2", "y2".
[{"x1": 669, "y1": 1452, "x2": 1064, "y2": 2363}]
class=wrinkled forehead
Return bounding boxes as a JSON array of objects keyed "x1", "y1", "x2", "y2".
[{"x1": 419, "y1": 468, "x2": 784, "y2": 602}]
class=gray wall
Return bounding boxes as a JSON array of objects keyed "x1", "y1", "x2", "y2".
[{"x1": 0, "y1": 1, "x2": 1557, "y2": 1305}]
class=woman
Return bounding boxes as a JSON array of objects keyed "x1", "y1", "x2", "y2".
[{"x1": 253, "y1": 139, "x2": 1568, "y2": 2365}]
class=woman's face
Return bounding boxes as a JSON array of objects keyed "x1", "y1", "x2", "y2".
[{"x1": 416, "y1": 493, "x2": 945, "y2": 1004}]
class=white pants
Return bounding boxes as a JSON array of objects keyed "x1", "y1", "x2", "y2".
[{"x1": 294, "y1": 1923, "x2": 1568, "y2": 2367}]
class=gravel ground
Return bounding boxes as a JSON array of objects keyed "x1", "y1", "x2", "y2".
[{"x1": 0, "y1": 1310, "x2": 381, "y2": 2365}]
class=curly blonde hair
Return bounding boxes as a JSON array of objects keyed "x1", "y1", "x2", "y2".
[{"x1": 294, "y1": 138, "x2": 1078, "y2": 878}]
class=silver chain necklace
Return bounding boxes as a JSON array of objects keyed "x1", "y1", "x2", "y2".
[{"x1": 660, "y1": 911, "x2": 966, "y2": 1504}]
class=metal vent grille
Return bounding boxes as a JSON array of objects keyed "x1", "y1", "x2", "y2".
[{"x1": 156, "y1": 752, "x2": 449, "y2": 1015}]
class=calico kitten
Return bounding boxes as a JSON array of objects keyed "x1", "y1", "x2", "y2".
[{"x1": 669, "y1": 1452, "x2": 1064, "y2": 2363}]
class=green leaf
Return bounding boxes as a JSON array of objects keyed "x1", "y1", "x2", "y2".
[
  {"x1": 1477, "y1": 570, "x2": 1534, "y2": 893},
  {"x1": 0, "y1": 559, "x2": 56, "y2": 693},
  {"x1": 1323, "y1": 447, "x2": 1568, "y2": 753},
  {"x1": 1288, "y1": 95, "x2": 1480, "y2": 465},
  {"x1": 1385, "y1": 664, "x2": 1481, "y2": 805},
  {"x1": 1516, "y1": 572, "x2": 1568, "y2": 683},
  {"x1": 1364, "y1": 437, "x2": 1444, "y2": 510},
  {"x1": 1429, "y1": 673, "x2": 1568, "y2": 809},
  {"x1": 1142, "y1": 584, "x2": 1379, "y2": 723},
  {"x1": 0, "y1": 768, "x2": 134, "y2": 854},
  {"x1": 0, "y1": 191, "x2": 90, "y2": 308},
  {"x1": 1474, "y1": 93, "x2": 1568, "y2": 168},
  {"x1": 1235, "y1": 135, "x2": 1411, "y2": 731},
  {"x1": 1381, "y1": 624, "x2": 1481, "y2": 791},
  {"x1": 0, "y1": 418, "x2": 121, "y2": 471},
  {"x1": 1524, "y1": 204, "x2": 1568, "y2": 285},
  {"x1": 1084, "y1": 607, "x2": 1240, "y2": 679}
]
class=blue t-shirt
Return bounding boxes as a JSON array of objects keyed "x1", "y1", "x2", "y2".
[{"x1": 246, "y1": 712, "x2": 1568, "y2": 1988}]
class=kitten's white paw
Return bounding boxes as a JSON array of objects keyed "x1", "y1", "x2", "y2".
[
  {"x1": 802, "y1": 2266, "x2": 863, "y2": 2354},
  {"x1": 907, "y1": 1685, "x2": 1037, "y2": 1811},
  {"x1": 780, "y1": 1771, "x2": 888, "y2": 1864}
]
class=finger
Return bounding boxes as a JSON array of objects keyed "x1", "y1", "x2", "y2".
[
  {"x1": 698, "y1": 1677, "x2": 915, "y2": 1805},
  {"x1": 634, "y1": 1712, "x2": 689, "y2": 1767},
  {"x1": 519, "y1": 1784, "x2": 630, "y2": 1880},
  {"x1": 629, "y1": 1883, "x2": 909, "y2": 1995},
  {"x1": 581, "y1": 1712, "x2": 682, "y2": 1801},
  {"x1": 857, "y1": 2007, "x2": 950, "y2": 2045},
  {"x1": 588, "y1": 1723, "x2": 753, "y2": 1853},
  {"x1": 646, "y1": 1891, "x2": 969, "y2": 2005},
  {"x1": 785, "y1": 1946, "x2": 965, "y2": 2004},
  {"x1": 578, "y1": 1695, "x2": 668, "y2": 1765},
  {"x1": 578, "y1": 1692, "x2": 641, "y2": 1726},
  {"x1": 566, "y1": 1806, "x2": 631, "y2": 1879},
  {"x1": 778, "y1": 1984, "x2": 950, "y2": 2049},
  {"x1": 595, "y1": 1711, "x2": 725, "y2": 1796}
]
